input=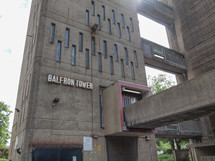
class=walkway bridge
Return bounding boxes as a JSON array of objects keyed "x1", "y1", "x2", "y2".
[{"x1": 124, "y1": 69, "x2": 215, "y2": 129}]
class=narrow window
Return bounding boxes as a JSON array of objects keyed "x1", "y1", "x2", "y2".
[
  {"x1": 126, "y1": 26, "x2": 131, "y2": 41},
  {"x1": 79, "y1": 33, "x2": 83, "y2": 52},
  {"x1": 130, "y1": 18, "x2": 134, "y2": 32},
  {"x1": 112, "y1": 10, "x2": 115, "y2": 24},
  {"x1": 91, "y1": 1, "x2": 95, "y2": 16},
  {"x1": 110, "y1": 56, "x2": 114, "y2": 75},
  {"x1": 92, "y1": 37, "x2": 95, "y2": 55},
  {"x1": 114, "y1": 44, "x2": 118, "y2": 62},
  {"x1": 102, "y1": 5, "x2": 105, "y2": 20},
  {"x1": 117, "y1": 23, "x2": 121, "y2": 38},
  {"x1": 98, "y1": 52, "x2": 102, "y2": 72},
  {"x1": 120, "y1": 59, "x2": 125, "y2": 77},
  {"x1": 108, "y1": 19, "x2": 111, "y2": 34},
  {"x1": 65, "y1": 28, "x2": 70, "y2": 47},
  {"x1": 134, "y1": 50, "x2": 138, "y2": 67},
  {"x1": 50, "y1": 23, "x2": 55, "y2": 43},
  {"x1": 121, "y1": 14, "x2": 125, "y2": 28},
  {"x1": 124, "y1": 47, "x2": 128, "y2": 65},
  {"x1": 103, "y1": 40, "x2": 107, "y2": 59},
  {"x1": 97, "y1": 15, "x2": 101, "y2": 30},
  {"x1": 72, "y1": 45, "x2": 76, "y2": 65},
  {"x1": 56, "y1": 41, "x2": 61, "y2": 62},
  {"x1": 85, "y1": 49, "x2": 90, "y2": 69},
  {"x1": 99, "y1": 88, "x2": 104, "y2": 128},
  {"x1": 86, "y1": 10, "x2": 89, "y2": 26},
  {"x1": 130, "y1": 62, "x2": 135, "y2": 80}
]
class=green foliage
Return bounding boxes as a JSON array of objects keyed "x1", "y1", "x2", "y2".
[
  {"x1": 147, "y1": 74, "x2": 176, "y2": 94},
  {"x1": 0, "y1": 148, "x2": 9, "y2": 159},
  {"x1": 158, "y1": 153, "x2": 174, "y2": 161},
  {"x1": 0, "y1": 102, "x2": 12, "y2": 147}
]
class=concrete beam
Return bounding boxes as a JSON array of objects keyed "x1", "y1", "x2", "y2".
[
  {"x1": 124, "y1": 69, "x2": 215, "y2": 129},
  {"x1": 137, "y1": 0, "x2": 174, "y2": 26}
]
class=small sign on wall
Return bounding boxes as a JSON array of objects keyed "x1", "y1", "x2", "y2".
[
  {"x1": 83, "y1": 137, "x2": 92, "y2": 151},
  {"x1": 73, "y1": 156, "x2": 77, "y2": 161}
]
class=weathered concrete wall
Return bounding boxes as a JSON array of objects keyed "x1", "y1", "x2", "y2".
[
  {"x1": 124, "y1": 69, "x2": 215, "y2": 129},
  {"x1": 9, "y1": 0, "x2": 152, "y2": 161}
]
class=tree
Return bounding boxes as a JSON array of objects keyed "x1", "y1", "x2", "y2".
[
  {"x1": 0, "y1": 102, "x2": 12, "y2": 147},
  {"x1": 147, "y1": 74, "x2": 189, "y2": 160},
  {"x1": 147, "y1": 74, "x2": 176, "y2": 95}
]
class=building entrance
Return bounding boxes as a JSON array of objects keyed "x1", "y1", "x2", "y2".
[
  {"x1": 32, "y1": 148, "x2": 83, "y2": 161},
  {"x1": 106, "y1": 137, "x2": 138, "y2": 161}
]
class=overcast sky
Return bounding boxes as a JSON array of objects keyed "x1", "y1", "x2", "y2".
[{"x1": 0, "y1": 1, "x2": 175, "y2": 137}]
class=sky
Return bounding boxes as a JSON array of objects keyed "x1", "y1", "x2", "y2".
[
  {"x1": 0, "y1": 0, "x2": 32, "y2": 135},
  {"x1": 0, "y1": 1, "x2": 175, "y2": 141}
]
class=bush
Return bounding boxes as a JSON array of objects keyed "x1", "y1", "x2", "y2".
[{"x1": 158, "y1": 153, "x2": 174, "y2": 161}]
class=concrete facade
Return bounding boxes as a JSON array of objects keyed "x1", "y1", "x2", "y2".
[
  {"x1": 9, "y1": 0, "x2": 158, "y2": 161},
  {"x1": 9, "y1": 0, "x2": 215, "y2": 161}
]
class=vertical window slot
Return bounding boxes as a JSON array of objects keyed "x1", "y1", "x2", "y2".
[
  {"x1": 130, "y1": 62, "x2": 135, "y2": 80},
  {"x1": 79, "y1": 33, "x2": 83, "y2": 52},
  {"x1": 117, "y1": 23, "x2": 121, "y2": 38},
  {"x1": 114, "y1": 44, "x2": 118, "y2": 62},
  {"x1": 50, "y1": 23, "x2": 55, "y2": 43},
  {"x1": 102, "y1": 5, "x2": 105, "y2": 20},
  {"x1": 92, "y1": 37, "x2": 95, "y2": 55},
  {"x1": 104, "y1": 40, "x2": 107, "y2": 59},
  {"x1": 108, "y1": 19, "x2": 111, "y2": 34},
  {"x1": 124, "y1": 47, "x2": 128, "y2": 65},
  {"x1": 112, "y1": 10, "x2": 115, "y2": 24},
  {"x1": 91, "y1": 1, "x2": 95, "y2": 16},
  {"x1": 72, "y1": 45, "x2": 76, "y2": 65},
  {"x1": 120, "y1": 59, "x2": 125, "y2": 77},
  {"x1": 110, "y1": 56, "x2": 114, "y2": 75},
  {"x1": 134, "y1": 50, "x2": 138, "y2": 67},
  {"x1": 56, "y1": 41, "x2": 61, "y2": 62},
  {"x1": 65, "y1": 28, "x2": 70, "y2": 47},
  {"x1": 98, "y1": 52, "x2": 102, "y2": 72},
  {"x1": 85, "y1": 49, "x2": 90, "y2": 69},
  {"x1": 86, "y1": 10, "x2": 89, "y2": 26},
  {"x1": 121, "y1": 14, "x2": 125, "y2": 28}
]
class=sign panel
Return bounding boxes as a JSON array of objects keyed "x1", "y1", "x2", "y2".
[{"x1": 83, "y1": 137, "x2": 92, "y2": 151}]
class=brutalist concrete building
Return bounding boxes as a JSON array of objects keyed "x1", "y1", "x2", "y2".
[{"x1": 9, "y1": 0, "x2": 215, "y2": 161}]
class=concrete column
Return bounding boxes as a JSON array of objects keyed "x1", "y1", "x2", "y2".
[{"x1": 138, "y1": 134, "x2": 158, "y2": 161}]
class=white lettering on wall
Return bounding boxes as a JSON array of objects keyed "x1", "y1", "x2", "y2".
[{"x1": 47, "y1": 74, "x2": 93, "y2": 90}]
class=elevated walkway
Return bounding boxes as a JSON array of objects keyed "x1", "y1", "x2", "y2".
[{"x1": 124, "y1": 69, "x2": 215, "y2": 129}]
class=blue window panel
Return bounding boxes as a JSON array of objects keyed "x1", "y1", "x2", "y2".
[
  {"x1": 103, "y1": 40, "x2": 107, "y2": 59},
  {"x1": 108, "y1": 19, "x2": 111, "y2": 34},
  {"x1": 91, "y1": 1, "x2": 95, "y2": 16},
  {"x1": 126, "y1": 26, "x2": 131, "y2": 41},
  {"x1": 98, "y1": 52, "x2": 102, "y2": 72},
  {"x1": 124, "y1": 48, "x2": 128, "y2": 65},
  {"x1": 79, "y1": 33, "x2": 83, "y2": 52},
  {"x1": 130, "y1": 18, "x2": 134, "y2": 32},
  {"x1": 121, "y1": 14, "x2": 125, "y2": 28},
  {"x1": 134, "y1": 50, "x2": 138, "y2": 67},
  {"x1": 117, "y1": 23, "x2": 121, "y2": 38},
  {"x1": 130, "y1": 62, "x2": 135, "y2": 80},
  {"x1": 56, "y1": 41, "x2": 61, "y2": 62},
  {"x1": 114, "y1": 44, "x2": 118, "y2": 62},
  {"x1": 50, "y1": 23, "x2": 55, "y2": 43},
  {"x1": 102, "y1": 5, "x2": 105, "y2": 20},
  {"x1": 120, "y1": 59, "x2": 125, "y2": 77},
  {"x1": 110, "y1": 56, "x2": 114, "y2": 75},
  {"x1": 85, "y1": 49, "x2": 90, "y2": 69},
  {"x1": 86, "y1": 10, "x2": 89, "y2": 26},
  {"x1": 65, "y1": 28, "x2": 70, "y2": 47},
  {"x1": 72, "y1": 45, "x2": 76, "y2": 66},
  {"x1": 97, "y1": 15, "x2": 101, "y2": 30},
  {"x1": 92, "y1": 37, "x2": 95, "y2": 55},
  {"x1": 112, "y1": 10, "x2": 115, "y2": 24}
]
